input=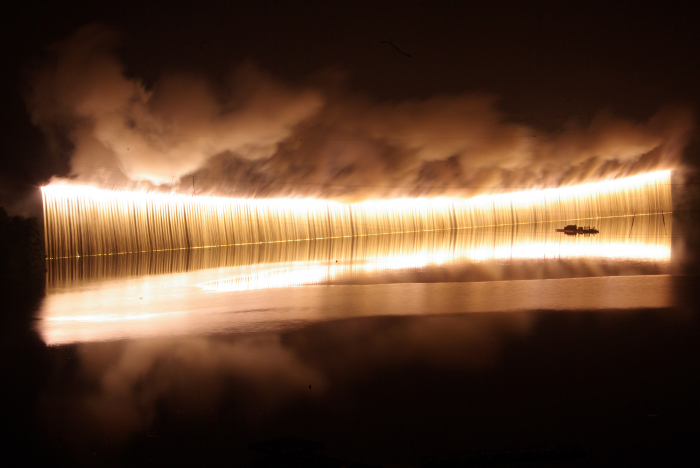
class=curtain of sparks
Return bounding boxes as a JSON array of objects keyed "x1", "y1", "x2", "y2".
[{"x1": 42, "y1": 170, "x2": 672, "y2": 259}]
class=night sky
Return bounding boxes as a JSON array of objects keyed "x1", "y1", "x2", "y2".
[{"x1": 2, "y1": 1, "x2": 700, "y2": 215}]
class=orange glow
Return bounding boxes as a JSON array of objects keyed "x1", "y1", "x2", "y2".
[
  {"x1": 39, "y1": 211, "x2": 672, "y2": 344},
  {"x1": 40, "y1": 274, "x2": 675, "y2": 345},
  {"x1": 197, "y1": 217, "x2": 670, "y2": 292},
  {"x1": 41, "y1": 170, "x2": 672, "y2": 258}
]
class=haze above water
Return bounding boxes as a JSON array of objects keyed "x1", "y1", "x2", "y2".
[{"x1": 24, "y1": 214, "x2": 700, "y2": 465}]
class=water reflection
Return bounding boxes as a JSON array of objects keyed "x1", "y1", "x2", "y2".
[
  {"x1": 39, "y1": 215, "x2": 672, "y2": 345},
  {"x1": 41, "y1": 335, "x2": 325, "y2": 446},
  {"x1": 40, "y1": 313, "x2": 529, "y2": 447},
  {"x1": 37, "y1": 298, "x2": 700, "y2": 466}
]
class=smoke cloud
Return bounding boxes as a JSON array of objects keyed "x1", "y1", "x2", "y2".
[{"x1": 27, "y1": 24, "x2": 693, "y2": 200}]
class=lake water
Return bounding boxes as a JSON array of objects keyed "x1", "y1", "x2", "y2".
[{"x1": 7, "y1": 213, "x2": 700, "y2": 465}]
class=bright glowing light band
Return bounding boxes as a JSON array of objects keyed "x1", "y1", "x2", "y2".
[
  {"x1": 41, "y1": 170, "x2": 672, "y2": 258},
  {"x1": 39, "y1": 212, "x2": 672, "y2": 344},
  {"x1": 196, "y1": 216, "x2": 670, "y2": 292},
  {"x1": 46, "y1": 214, "x2": 670, "y2": 286}
]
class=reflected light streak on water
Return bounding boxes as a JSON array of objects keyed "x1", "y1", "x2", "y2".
[
  {"x1": 40, "y1": 276, "x2": 674, "y2": 345},
  {"x1": 199, "y1": 239, "x2": 670, "y2": 293},
  {"x1": 38, "y1": 214, "x2": 673, "y2": 345}
]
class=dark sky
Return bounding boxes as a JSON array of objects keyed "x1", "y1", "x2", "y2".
[{"x1": 2, "y1": 1, "x2": 699, "y2": 214}]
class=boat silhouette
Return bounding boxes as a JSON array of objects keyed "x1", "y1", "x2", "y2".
[{"x1": 555, "y1": 224, "x2": 599, "y2": 235}]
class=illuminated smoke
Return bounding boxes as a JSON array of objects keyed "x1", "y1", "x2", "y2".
[
  {"x1": 26, "y1": 25, "x2": 322, "y2": 187},
  {"x1": 26, "y1": 25, "x2": 692, "y2": 200}
]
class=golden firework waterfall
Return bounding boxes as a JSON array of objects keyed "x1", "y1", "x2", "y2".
[
  {"x1": 41, "y1": 170, "x2": 672, "y2": 259},
  {"x1": 46, "y1": 214, "x2": 670, "y2": 286}
]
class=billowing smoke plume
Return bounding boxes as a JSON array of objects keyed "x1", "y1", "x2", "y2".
[{"x1": 27, "y1": 24, "x2": 693, "y2": 200}]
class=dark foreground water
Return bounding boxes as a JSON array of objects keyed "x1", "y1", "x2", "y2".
[{"x1": 2, "y1": 214, "x2": 699, "y2": 466}]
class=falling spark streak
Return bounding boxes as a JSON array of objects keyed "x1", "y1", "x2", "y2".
[
  {"x1": 46, "y1": 214, "x2": 670, "y2": 287},
  {"x1": 41, "y1": 170, "x2": 672, "y2": 259}
]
